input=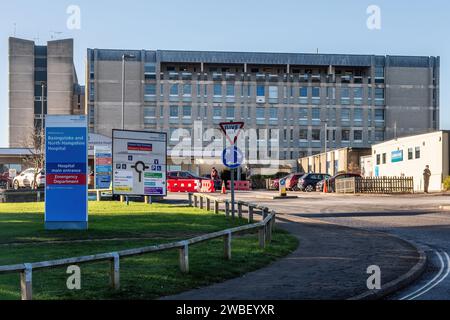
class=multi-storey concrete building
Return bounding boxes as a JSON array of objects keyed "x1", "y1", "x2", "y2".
[
  {"x1": 85, "y1": 49, "x2": 439, "y2": 174},
  {"x1": 8, "y1": 37, "x2": 84, "y2": 147}
]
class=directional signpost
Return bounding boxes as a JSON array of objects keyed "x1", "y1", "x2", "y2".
[
  {"x1": 112, "y1": 130, "x2": 167, "y2": 204},
  {"x1": 220, "y1": 122, "x2": 245, "y2": 218}
]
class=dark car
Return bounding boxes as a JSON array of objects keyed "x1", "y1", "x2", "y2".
[
  {"x1": 316, "y1": 173, "x2": 362, "y2": 192},
  {"x1": 285, "y1": 173, "x2": 306, "y2": 191},
  {"x1": 167, "y1": 171, "x2": 204, "y2": 181},
  {"x1": 297, "y1": 173, "x2": 331, "y2": 192}
]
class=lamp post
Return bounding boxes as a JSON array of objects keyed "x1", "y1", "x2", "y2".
[
  {"x1": 121, "y1": 54, "x2": 135, "y2": 130},
  {"x1": 40, "y1": 81, "x2": 46, "y2": 132}
]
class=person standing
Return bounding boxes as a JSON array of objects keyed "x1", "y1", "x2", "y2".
[{"x1": 423, "y1": 165, "x2": 431, "y2": 193}]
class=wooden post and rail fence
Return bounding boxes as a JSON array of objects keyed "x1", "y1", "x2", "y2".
[
  {"x1": 335, "y1": 176, "x2": 414, "y2": 194},
  {"x1": 0, "y1": 193, "x2": 276, "y2": 300}
]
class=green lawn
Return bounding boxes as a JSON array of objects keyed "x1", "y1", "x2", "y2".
[{"x1": 0, "y1": 201, "x2": 298, "y2": 300}]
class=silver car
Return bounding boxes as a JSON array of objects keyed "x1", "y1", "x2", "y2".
[{"x1": 13, "y1": 168, "x2": 45, "y2": 190}]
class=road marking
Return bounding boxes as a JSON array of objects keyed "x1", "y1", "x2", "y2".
[{"x1": 399, "y1": 250, "x2": 449, "y2": 300}]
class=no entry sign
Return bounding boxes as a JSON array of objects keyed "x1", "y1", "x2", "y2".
[{"x1": 45, "y1": 115, "x2": 88, "y2": 230}]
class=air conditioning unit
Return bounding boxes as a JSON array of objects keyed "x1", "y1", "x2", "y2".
[{"x1": 256, "y1": 96, "x2": 266, "y2": 104}]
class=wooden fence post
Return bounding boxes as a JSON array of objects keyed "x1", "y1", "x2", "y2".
[
  {"x1": 224, "y1": 232, "x2": 232, "y2": 260},
  {"x1": 214, "y1": 200, "x2": 219, "y2": 214},
  {"x1": 193, "y1": 194, "x2": 198, "y2": 208},
  {"x1": 225, "y1": 201, "x2": 230, "y2": 217},
  {"x1": 206, "y1": 197, "x2": 211, "y2": 211},
  {"x1": 20, "y1": 264, "x2": 32, "y2": 301},
  {"x1": 237, "y1": 202, "x2": 243, "y2": 219},
  {"x1": 248, "y1": 205, "x2": 254, "y2": 223},
  {"x1": 110, "y1": 252, "x2": 120, "y2": 290},
  {"x1": 258, "y1": 227, "x2": 266, "y2": 249},
  {"x1": 199, "y1": 196, "x2": 204, "y2": 209},
  {"x1": 188, "y1": 193, "x2": 193, "y2": 207},
  {"x1": 179, "y1": 243, "x2": 189, "y2": 273}
]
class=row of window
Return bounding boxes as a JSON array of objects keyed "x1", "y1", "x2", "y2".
[
  {"x1": 143, "y1": 105, "x2": 385, "y2": 122},
  {"x1": 376, "y1": 147, "x2": 421, "y2": 165},
  {"x1": 144, "y1": 84, "x2": 385, "y2": 100}
]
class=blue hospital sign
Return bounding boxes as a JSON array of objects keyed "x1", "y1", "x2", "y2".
[{"x1": 45, "y1": 115, "x2": 88, "y2": 230}]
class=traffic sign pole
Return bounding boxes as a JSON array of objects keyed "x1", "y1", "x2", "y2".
[{"x1": 231, "y1": 169, "x2": 235, "y2": 218}]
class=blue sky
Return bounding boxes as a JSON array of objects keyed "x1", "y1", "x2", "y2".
[{"x1": 0, "y1": 0, "x2": 448, "y2": 147}]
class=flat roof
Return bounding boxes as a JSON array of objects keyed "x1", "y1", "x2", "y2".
[{"x1": 88, "y1": 48, "x2": 438, "y2": 68}]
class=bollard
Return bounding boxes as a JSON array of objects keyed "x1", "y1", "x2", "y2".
[
  {"x1": 188, "y1": 193, "x2": 193, "y2": 207},
  {"x1": 179, "y1": 243, "x2": 189, "y2": 273},
  {"x1": 193, "y1": 195, "x2": 198, "y2": 208},
  {"x1": 206, "y1": 198, "x2": 211, "y2": 211},
  {"x1": 110, "y1": 252, "x2": 120, "y2": 290},
  {"x1": 97, "y1": 190, "x2": 101, "y2": 202},
  {"x1": 20, "y1": 264, "x2": 33, "y2": 300},
  {"x1": 199, "y1": 196, "x2": 204, "y2": 210}
]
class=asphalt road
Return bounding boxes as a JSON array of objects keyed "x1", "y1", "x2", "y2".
[{"x1": 211, "y1": 191, "x2": 450, "y2": 300}]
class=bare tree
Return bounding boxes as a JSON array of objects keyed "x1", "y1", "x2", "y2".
[{"x1": 20, "y1": 128, "x2": 45, "y2": 190}]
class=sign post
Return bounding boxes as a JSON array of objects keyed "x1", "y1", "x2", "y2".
[
  {"x1": 94, "y1": 145, "x2": 112, "y2": 190},
  {"x1": 112, "y1": 130, "x2": 167, "y2": 200},
  {"x1": 45, "y1": 115, "x2": 88, "y2": 230},
  {"x1": 220, "y1": 122, "x2": 245, "y2": 219}
]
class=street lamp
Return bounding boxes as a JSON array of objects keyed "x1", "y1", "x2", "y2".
[
  {"x1": 40, "y1": 81, "x2": 47, "y2": 132},
  {"x1": 121, "y1": 54, "x2": 135, "y2": 130}
]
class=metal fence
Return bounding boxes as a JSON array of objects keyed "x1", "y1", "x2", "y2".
[
  {"x1": 336, "y1": 177, "x2": 414, "y2": 194},
  {"x1": 0, "y1": 194, "x2": 276, "y2": 300}
]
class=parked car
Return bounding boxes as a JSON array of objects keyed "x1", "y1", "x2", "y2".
[
  {"x1": 285, "y1": 173, "x2": 306, "y2": 191},
  {"x1": 316, "y1": 173, "x2": 362, "y2": 192},
  {"x1": 13, "y1": 168, "x2": 45, "y2": 190},
  {"x1": 167, "y1": 171, "x2": 204, "y2": 181},
  {"x1": 297, "y1": 173, "x2": 331, "y2": 192}
]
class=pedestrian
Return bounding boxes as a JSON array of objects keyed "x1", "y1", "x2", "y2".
[
  {"x1": 423, "y1": 165, "x2": 431, "y2": 193},
  {"x1": 211, "y1": 167, "x2": 219, "y2": 180}
]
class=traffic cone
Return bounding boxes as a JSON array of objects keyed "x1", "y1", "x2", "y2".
[
  {"x1": 323, "y1": 181, "x2": 328, "y2": 193},
  {"x1": 221, "y1": 181, "x2": 227, "y2": 194}
]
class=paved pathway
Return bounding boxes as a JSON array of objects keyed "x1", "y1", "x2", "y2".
[{"x1": 164, "y1": 194, "x2": 420, "y2": 300}]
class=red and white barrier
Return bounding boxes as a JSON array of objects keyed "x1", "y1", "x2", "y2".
[
  {"x1": 167, "y1": 179, "x2": 201, "y2": 193},
  {"x1": 227, "y1": 180, "x2": 251, "y2": 191},
  {"x1": 200, "y1": 180, "x2": 216, "y2": 193}
]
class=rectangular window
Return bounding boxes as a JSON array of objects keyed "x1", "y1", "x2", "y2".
[
  {"x1": 213, "y1": 106, "x2": 222, "y2": 119},
  {"x1": 415, "y1": 147, "x2": 421, "y2": 159},
  {"x1": 354, "y1": 87, "x2": 363, "y2": 105},
  {"x1": 312, "y1": 87, "x2": 320, "y2": 98},
  {"x1": 354, "y1": 108, "x2": 363, "y2": 121},
  {"x1": 375, "y1": 109, "x2": 385, "y2": 121},
  {"x1": 170, "y1": 84, "x2": 179, "y2": 96},
  {"x1": 170, "y1": 105, "x2": 179, "y2": 118},
  {"x1": 183, "y1": 84, "x2": 192, "y2": 96},
  {"x1": 214, "y1": 84, "x2": 222, "y2": 96},
  {"x1": 382, "y1": 153, "x2": 387, "y2": 164},
  {"x1": 226, "y1": 84, "x2": 235, "y2": 97},
  {"x1": 226, "y1": 106, "x2": 235, "y2": 119},
  {"x1": 182, "y1": 105, "x2": 191, "y2": 118},
  {"x1": 312, "y1": 108, "x2": 320, "y2": 120},
  {"x1": 299, "y1": 108, "x2": 308, "y2": 120},
  {"x1": 376, "y1": 154, "x2": 381, "y2": 165},
  {"x1": 300, "y1": 87, "x2": 308, "y2": 97},
  {"x1": 269, "y1": 86, "x2": 278, "y2": 103},
  {"x1": 341, "y1": 88, "x2": 350, "y2": 104},
  {"x1": 269, "y1": 107, "x2": 278, "y2": 120},
  {"x1": 354, "y1": 130, "x2": 363, "y2": 141},
  {"x1": 408, "y1": 148, "x2": 413, "y2": 160},
  {"x1": 341, "y1": 108, "x2": 350, "y2": 121},
  {"x1": 144, "y1": 84, "x2": 156, "y2": 95},
  {"x1": 256, "y1": 107, "x2": 265, "y2": 119},
  {"x1": 375, "y1": 130, "x2": 384, "y2": 141},
  {"x1": 299, "y1": 129, "x2": 308, "y2": 140},
  {"x1": 375, "y1": 88, "x2": 385, "y2": 105},
  {"x1": 342, "y1": 129, "x2": 350, "y2": 141},
  {"x1": 144, "y1": 106, "x2": 156, "y2": 124},
  {"x1": 312, "y1": 129, "x2": 321, "y2": 141},
  {"x1": 257, "y1": 85, "x2": 265, "y2": 97}
]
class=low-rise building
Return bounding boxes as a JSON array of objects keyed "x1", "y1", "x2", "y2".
[{"x1": 371, "y1": 131, "x2": 450, "y2": 192}]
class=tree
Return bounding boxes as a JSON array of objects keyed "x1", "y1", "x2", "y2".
[{"x1": 21, "y1": 128, "x2": 45, "y2": 190}]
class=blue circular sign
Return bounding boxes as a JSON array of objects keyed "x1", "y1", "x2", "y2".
[{"x1": 222, "y1": 146, "x2": 244, "y2": 169}]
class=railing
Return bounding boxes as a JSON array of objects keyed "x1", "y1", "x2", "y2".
[
  {"x1": 336, "y1": 177, "x2": 414, "y2": 194},
  {"x1": 0, "y1": 194, "x2": 276, "y2": 300}
]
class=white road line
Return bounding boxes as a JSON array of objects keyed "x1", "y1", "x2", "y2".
[
  {"x1": 399, "y1": 250, "x2": 445, "y2": 300},
  {"x1": 407, "y1": 252, "x2": 450, "y2": 300}
]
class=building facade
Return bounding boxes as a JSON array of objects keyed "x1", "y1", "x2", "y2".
[
  {"x1": 8, "y1": 37, "x2": 83, "y2": 147},
  {"x1": 371, "y1": 131, "x2": 449, "y2": 192},
  {"x1": 86, "y1": 49, "x2": 439, "y2": 174}
]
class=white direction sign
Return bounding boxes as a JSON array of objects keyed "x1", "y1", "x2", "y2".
[{"x1": 112, "y1": 130, "x2": 167, "y2": 196}]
